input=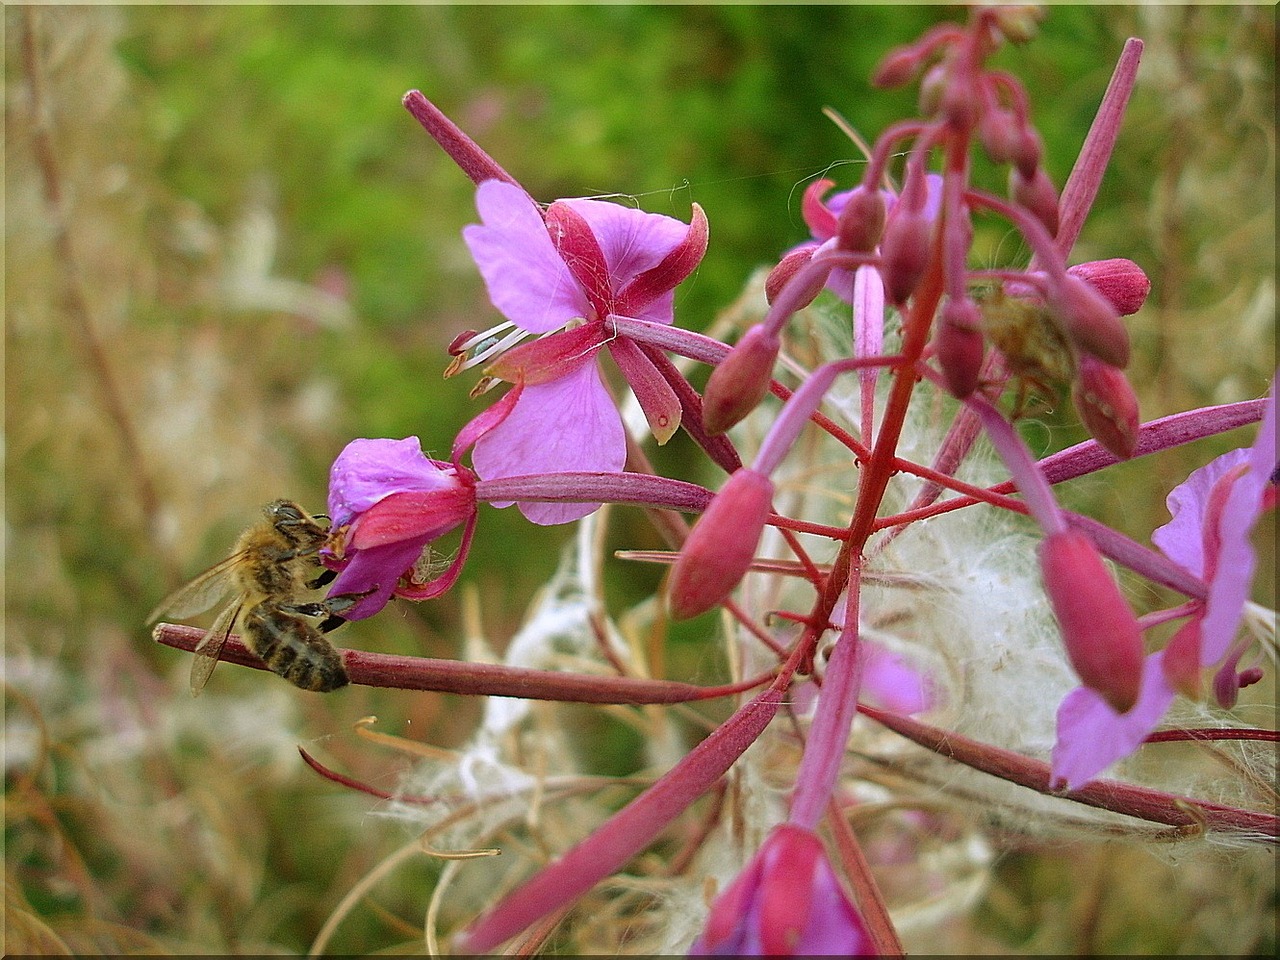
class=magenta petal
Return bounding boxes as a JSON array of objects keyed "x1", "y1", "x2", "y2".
[
  {"x1": 328, "y1": 537, "x2": 430, "y2": 621},
  {"x1": 860, "y1": 639, "x2": 933, "y2": 715},
  {"x1": 328, "y1": 437, "x2": 459, "y2": 527},
  {"x1": 558, "y1": 197, "x2": 688, "y2": 288},
  {"x1": 463, "y1": 180, "x2": 589, "y2": 333},
  {"x1": 1050, "y1": 652, "x2": 1176, "y2": 791},
  {"x1": 471, "y1": 363, "x2": 626, "y2": 525}
]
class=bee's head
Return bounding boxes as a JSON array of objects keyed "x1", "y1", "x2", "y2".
[
  {"x1": 263, "y1": 500, "x2": 328, "y2": 547},
  {"x1": 264, "y1": 500, "x2": 306, "y2": 526}
]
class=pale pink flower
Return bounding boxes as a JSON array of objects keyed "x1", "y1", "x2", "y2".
[{"x1": 461, "y1": 179, "x2": 706, "y2": 524}]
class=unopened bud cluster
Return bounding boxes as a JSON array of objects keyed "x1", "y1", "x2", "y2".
[{"x1": 708, "y1": 7, "x2": 1151, "y2": 466}]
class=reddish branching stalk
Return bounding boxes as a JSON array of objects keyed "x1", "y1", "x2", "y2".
[
  {"x1": 154, "y1": 9, "x2": 1276, "y2": 956},
  {"x1": 153, "y1": 623, "x2": 771, "y2": 705},
  {"x1": 857, "y1": 703, "x2": 1278, "y2": 841}
]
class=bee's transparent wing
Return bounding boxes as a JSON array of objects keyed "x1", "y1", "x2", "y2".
[
  {"x1": 189, "y1": 598, "x2": 243, "y2": 696},
  {"x1": 147, "y1": 553, "x2": 244, "y2": 622}
]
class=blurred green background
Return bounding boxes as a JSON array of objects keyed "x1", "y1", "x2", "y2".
[{"x1": 6, "y1": 4, "x2": 1274, "y2": 955}]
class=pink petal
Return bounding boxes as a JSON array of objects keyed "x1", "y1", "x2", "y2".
[
  {"x1": 463, "y1": 180, "x2": 589, "y2": 333},
  {"x1": 347, "y1": 489, "x2": 474, "y2": 551},
  {"x1": 1200, "y1": 379, "x2": 1276, "y2": 664},
  {"x1": 1150, "y1": 447, "x2": 1249, "y2": 579},
  {"x1": 632, "y1": 287, "x2": 675, "y2": 325},
  {"x1": 558, "y1": 197, "x2": 688, "y2": 290},
  {"x1": 1050, "y1": 651, "x2": 1176, "y2": 791},
  {"x1": 328, "y1": 537, "x2": 430, "y2": 621},
  {"x1": 616, "y1": 202, "x2": 708, "y2": 315},
  {"x1": 471, "y1": 363, "x2": 626, "y2": 525},
  {"x1": 801, "y1": 179, "x2": 840, "y2": 240}
]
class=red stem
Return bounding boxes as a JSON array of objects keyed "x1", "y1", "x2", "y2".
[
  {"x1": 153, "y1": 623, "x2": 771, "y2": 705},
  {"x1": 858, "y1": 703, "x2": 1277, "y2": 841}
]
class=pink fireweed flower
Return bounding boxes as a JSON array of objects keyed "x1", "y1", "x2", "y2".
[
  {"x1": 690, "y1": 824, "x2": 875, "y2": 956},
  {"x1": 323, "y1": 437, "x2": 477, "y2": 621},
  {"x1": 320, "y1": 386, "x2": 526, "y2": 620},
  {"x1": 1051, "y1": 376, "x2": 1277, "y2": 789},
  {"x1": 458, "y1": 179, "x2": 707, "y2": 524}
]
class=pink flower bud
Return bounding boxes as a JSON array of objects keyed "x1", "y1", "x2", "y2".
[
  {"x1": 1072, "y1": 356, "x2": 1140, "y2": 460},
  {"x1": 835, "y1": 186, "x2": 887, "y2": 254},
  {"x1": 917, "y1": 63, "x2": 947, "y2": 117},
  {"x1": 941, "y1": 77, "x2": 981, "y2": 132},
  {"x1": 1212, "y1": 662, "x2": 1244, "y2": 710},
  {"x1": 765, "y1": 247, "x2": 820, "y2": 306},
  {"x1": 1010, "y1": 165, "x2": 1060, "y2": 238},
  {"x1": 978, "y1": 107, "x2": 1020, "y2": 166},
  {"x1": 668, "y1": 468, "x2": 773, "y2": 620},
  {"x1": 703, "y1": 326, "x2": 781, "y2": 436},
  {"x1": 1049, "y1": 274, "x2": 1131, "y2": 369},
  {"x1": 1039, "y1": 529, "x2": 1144, "y2": 714},
  {"x1": 936, "y1": 298, "x2": 985, "y2": 398},
  {"x1": 1066, "y1": 258, "x2": 1150, "y2": 317},
  {"x1": 1012, "y1": 127, "x2": 1043, "y2": 177},
  {"x1": 878, "y1": 208, "x2": 934, "y2": 306},
  {"x1": 871, "y1": 45, "x2": 922, "y2": 89}
]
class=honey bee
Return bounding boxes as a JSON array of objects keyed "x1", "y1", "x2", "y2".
[
  {"x1": 974, "y1": 281, "x2": 1076, "y2": 415},
  {"x1": 148, "y1": 500, "x2": 364, "y2": 694}
]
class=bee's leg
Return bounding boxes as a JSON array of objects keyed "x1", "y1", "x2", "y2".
[
  {"x1": 307, "y1": 568, "x2": 338, "y2": 590},
  {"x1": 280, "y1": 587, "x2": 374, "y2": 628}
]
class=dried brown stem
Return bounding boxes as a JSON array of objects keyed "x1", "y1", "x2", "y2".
[{"x1": 21, "y1": 10, "x2": 164, "y2": 545}]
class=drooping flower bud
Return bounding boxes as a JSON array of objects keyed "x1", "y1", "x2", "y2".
[
  {"x1": 1072, "y1": 355, "x2": 1140, "y2": 460},
  {"x1": 1048, "y1": 273, "x2": 1131, "y2": 369},
  {"x1": 703, "y1": 326, "x2": 781, "y2": 436},
  {"x1": 978, "y1": 106, "x2": 1020, "y2": 166},
  {"x1": 1066, "y1": 258, "x2": 1150, "y2": 317},
  {"x1": 935, "y1": 297, "x2": 986, "y2": 398},
  {"x1": 667, "y1": 468, "x2": 773, "y2": 620},
  {"x1": 878, "y1": 205, "x2": 934, "y2": 306},
  {"x1": 1010, "y1": 165, "x2": 1060, "y2": 238},
  {"x1": 1011, "y1": 126, "x2": 1043, "y2": 178},
  {"x1": 917, "y1": 62, "x2": 947, "y2": 118},
  {"x1": 764, "y1": 247, "x2": 819, "y2": 306},
  {"x1": 941, "y1": 75, "x2": 981, "y2": 132},
  {"x1": 871, "y1": 44, "x2": 922, "y2": 89},
  {"x1": 690, "y1": 824, "x2": 876, "y2": 956},
  {"x1": 1039, "y1": 529, "x2": 1145, "y2": 713},
  {"x1": 835, "y1": 186, "x2": 887, "y2": 254}
]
